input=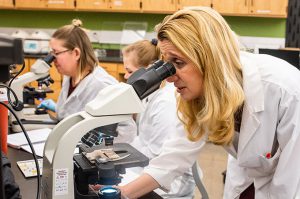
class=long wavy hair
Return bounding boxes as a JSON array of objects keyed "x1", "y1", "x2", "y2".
[{"x1": 156, "y1": 8, "x2": 244, "y2": 145}]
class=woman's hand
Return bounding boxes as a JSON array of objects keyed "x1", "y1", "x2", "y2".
[{"x1": 37, "y1": 99, "x2": 56, "y2": 112}]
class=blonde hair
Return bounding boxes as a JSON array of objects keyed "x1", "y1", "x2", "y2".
[
  {"x1": 52, "y1": 19, "x2": 97, "y2": 84},
  {"x1": 156, "y1": 8, "x2": 244, "y2": 145},
  {"x1": 122, "y1": 39, "x2": 160, "y2": 67}
]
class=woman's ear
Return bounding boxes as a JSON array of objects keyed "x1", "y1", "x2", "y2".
[{"x1": 73, "y1": 47, "x2": 81, "y2": 61}]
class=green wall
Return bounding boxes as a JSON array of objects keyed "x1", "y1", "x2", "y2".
[{"x1": 0, "y1": 10, "x2": 286, "y2": 38}]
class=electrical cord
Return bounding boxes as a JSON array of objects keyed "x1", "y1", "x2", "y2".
[
  {"x1": 0, "y1": 84, "x2": 21, "y2": 110},
  {"x1": 0, "y1": 101, "x2": 41, "y2": 199},
  {"x1": 7, "y1": 61, "x2": 25, "y2": 111}
]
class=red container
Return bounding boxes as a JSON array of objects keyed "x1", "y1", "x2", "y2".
[{"x1": 0, "y1": 88, "x2": 8, "y2": 154}]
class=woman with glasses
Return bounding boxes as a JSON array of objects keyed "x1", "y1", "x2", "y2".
[{"x1": 38, "y1": 19, "x2": 136, "y2": 143}]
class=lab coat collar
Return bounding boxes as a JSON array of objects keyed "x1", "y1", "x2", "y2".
[
  {"x1": 61, "y1": 72, "x2": 94, "y2": 103},
  {"x1": 241, "y1": 51, "x2": 264, "y2": 112},
  {"x1": 237, "y1": 52, "x2": 264, "y2": 156}
]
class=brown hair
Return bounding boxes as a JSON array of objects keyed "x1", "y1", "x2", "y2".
[
  {"x1": 52, "y1": 19, "x2": 97, "y2": 84},
  {"x1": 122, "y1": 39, "x2": 160, "y2": 67}
]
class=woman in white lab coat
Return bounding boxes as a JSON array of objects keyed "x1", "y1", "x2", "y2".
[
  {"x1": 39, "y1": 19, "x2": 136, "y2": 143},
  {"x1": 121, "y1": 39, "x2": 201, "y2": 198},
  {"x1": 119, "y1": 8, "x2": 300, "y2": 199}
]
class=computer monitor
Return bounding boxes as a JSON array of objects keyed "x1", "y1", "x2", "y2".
[{"x1": 258, "y1": 48, "x2": 300, "y2": 70}]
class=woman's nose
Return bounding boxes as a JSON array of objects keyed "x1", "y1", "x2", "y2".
[
  {"x1": 124, "y1": 73, "x2": 130, "y2": 80},
  {"x1": 166, "y1": 74, "x2": 177, "y2": 82}
]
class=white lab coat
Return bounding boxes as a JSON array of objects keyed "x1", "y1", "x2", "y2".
[
  {"x1": 224, "y1": 51, "x2": 300, "y2": 199},
  {"x1": 56, "y1": 66, "x2": 137, "y2": 143},
  {"x1": 125, "y1": 83, "x2": 197, "y2": 198},
  {"x1": 145, "y1": 51, "x2": 300, "y2": 199}
]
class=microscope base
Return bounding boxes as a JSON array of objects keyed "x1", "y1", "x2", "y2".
[
  {"x1": 11, "y1": 119, "x2": 57, "y2": 132},
  {"x1": 73, "y1": 143, "x2": 149, "y2": 197}
]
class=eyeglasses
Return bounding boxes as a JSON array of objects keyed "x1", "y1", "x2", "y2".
[{"x1": 50, "y1": 49, "x2": 70, "y2": 57}]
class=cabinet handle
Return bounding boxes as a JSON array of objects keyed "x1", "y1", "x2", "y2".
[
  {"x1": 251, "y1": 0, "x2": 253, "y2": 6},
  {"x1": 245, "y1": 0, "x2": 247, "y2": 6}
]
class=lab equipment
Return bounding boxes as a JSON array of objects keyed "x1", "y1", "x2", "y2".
[
  {"x1": 10, "y1": 54, "x2": 57, "y2": 132},
  {"x1": 0, "y1": 33, "x2": 23, "y2": 82},
  {"x1": 41, "y1": 61, "x2": 175, "y2": 199},
  {"x1": 23, "y1": 31, "x2": 50, "y2": 54},
  {"x1": 0, "y1": 34, "x2": 24, "y2": 199}
]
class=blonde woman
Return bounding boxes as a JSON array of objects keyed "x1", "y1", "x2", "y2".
[
  {"x1": 121, "y1": 39, "x2": 199, "y2": 198},
  {"x1": 120, "y1": 8, "x2": 300, "y2": 199}
]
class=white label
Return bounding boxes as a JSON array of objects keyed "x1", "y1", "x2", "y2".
[{"x1": 54, "y1": 168, "x2": 68, "y2": 195}]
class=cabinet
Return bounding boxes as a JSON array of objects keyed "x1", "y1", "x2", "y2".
[
  {"x1": 212, "y1": 0, "x2": 288, "y2": 17},
  {"x1": 141, "y1": 0, "x2": 177, "y2": 13},
  {"x1": 15, "y1": 0, "x2": 75, "y2": 10},
  {"x1": 141, "y1": 0, "x2": 211, "y2": 13},
  {"x1": 76, "y1": 0, "x2": 140, "y2": 12},
  {"x1": 212, "y1": 0, "x2": 248, "y2": 15},
  {"x1": 177, "y1": 0, "x2": 211, "y2": 10},
  {"x1": 249, "y1": 0, "x2": 288, "y2": 17},
  {"x1": 0, "y1": 0, "x2": 13, "y2": 8},
  {"x1": 1, "y1": 0, "x2": 288, "y2": 18},
  {"x1": 76, "y1": 0, "x2": 109, "y2": 10},
  {"x1": 99, "y1": 62, "x2": 125, "y2": 82},
  {"x1": 110, "y1": 0, "x2": 141, "y2": 12}
]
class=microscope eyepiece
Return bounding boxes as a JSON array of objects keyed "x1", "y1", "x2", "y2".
[
  {"x1": 155, "y1": 62, "x2": 176, "y2": 80},
  {"x1": 43, "y1": 54, "x2": 55, "y2": 66},
  {"x1": 128, "y1": 60, "x2": 176, "y2": 99}
]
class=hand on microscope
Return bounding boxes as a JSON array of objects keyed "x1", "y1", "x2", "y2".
[{"x1": 37, "y1": 99, "x2": 56, "y2": 112}]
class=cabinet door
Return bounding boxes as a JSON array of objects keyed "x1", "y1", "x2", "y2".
[
  {"x1": 142, "y1": 0, "x2": 177, "y2": 13},
  {"x1": 15, "y1": 0, "x2": 46, "y2": 9},
  {"x1": 76, "y1": 0, "x2": 109, "y2": 10},
  {"x1": 0, "y1": 0, "x2": 14, "y2": 8},
  {"x1": 250, "y1": 0, "x2": 288, "y2": 17},
  {"x1": 212, "y1": 0, "x2": 248, "y2": 15},
  {"x1": 45, "y1": 0, "x2": 75, "y2": 10},
  {"x1": 117, "y1": 64, "x2": 126, "y2": 82},
  {"x1": 99, "y1": 62, "x2": 119, "y2": 80},
  {"x1": 14, "y1": 59, "x2": 30, "y2": 76},
  {"x1": 178, "y1": 0, "x2": 211, "y2": 10},
  {"x1": 109, "y1": 0, "x2": 141, "y2": 12}
]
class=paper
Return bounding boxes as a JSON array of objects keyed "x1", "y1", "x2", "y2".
[
  {"x1": 21, "y1": 142, "x2": 45, "y2": 157},
  {"x1": 17, "y1": 159, "x2": 43, "y2": 178},
  {"x1": 8, "y1": 128, "x2": 51, "y2": 149}
]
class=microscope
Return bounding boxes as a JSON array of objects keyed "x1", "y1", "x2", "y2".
[
  {"x1": 9, "y1": 54, "x2": 57, "y2": 132},
  {"x1": 41, "y1": 60, "x2": 176, "y2": 199}
]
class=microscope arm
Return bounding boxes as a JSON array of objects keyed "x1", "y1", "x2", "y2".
[
  {"x1": 42, "y1": 83, "x2": 144, "y2": 199},
  {"x1": 11, "y1": 58, "x2": 51, "y2": 101}
]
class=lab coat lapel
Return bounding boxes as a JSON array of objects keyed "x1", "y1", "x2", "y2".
[
  {"x1": 238, "y1": 52, "x2": 264, "y2": 155},
  {"x1": 238, "y1": 105, "x2": 260, "y2": 155}
]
